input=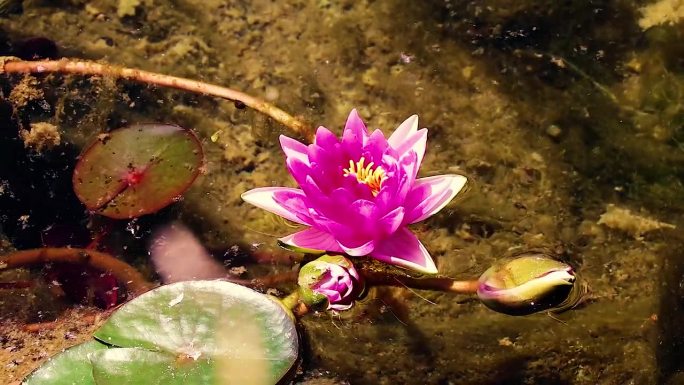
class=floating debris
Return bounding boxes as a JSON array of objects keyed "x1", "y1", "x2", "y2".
[
  {"x1": 597, "y1": 204, "x2": 675, "y2": 239},
  {"x1": 638, "y1": 0, "x2": 684, "y2": 29},
  {"x1": 20, "y1": 122, "x2": 60, "y2": 153}
]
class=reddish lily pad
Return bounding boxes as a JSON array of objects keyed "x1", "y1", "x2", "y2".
[{"x1": 73, "y1": 124, "x2": 203, "y2": 219}]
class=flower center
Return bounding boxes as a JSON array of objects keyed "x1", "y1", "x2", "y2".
[{"x1": 343, "y1": 156, "x2": 387, "y2": 196}]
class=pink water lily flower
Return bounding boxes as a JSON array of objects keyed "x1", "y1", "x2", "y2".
[{"x1": 241, "y1": 109, "x2": 467, "y2": 274}]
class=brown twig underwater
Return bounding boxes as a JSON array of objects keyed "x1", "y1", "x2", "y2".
[
  {"x1": 0, "y1": 280, "x2": 34, "y2": 289},
  {"x1": 0, "y1": 248, "x2": 154, "y2": 296},
  {"x1": 0, "y1": 58, "x2": 312, "y2": 139}
]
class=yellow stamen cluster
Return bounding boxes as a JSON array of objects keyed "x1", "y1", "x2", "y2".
[{"x1": 343, "y1": 157, "x2": 387, "y2": 196}]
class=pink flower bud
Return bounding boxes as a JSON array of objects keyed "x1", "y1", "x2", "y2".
[{"x1": 298, "y1": 255, "x2": 364, "y2": 311}]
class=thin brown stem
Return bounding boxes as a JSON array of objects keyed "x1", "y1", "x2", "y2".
[
  {"x1": 292, "y1": 302, "x2": 310, "y2": 317},
  {"x1": 363, "y1": 270, "x2": 479, "y2": 294},
  {"x1": 221, "y1": 270, "x2": 298, "y2": 288},
  {"x1": 238, "y1": 266, "x2": 480, "y2": 295},
  {"x1": 1, "y1": 58, "x2": 313, "y2": 139},
  {"x1": 0, "y1": 248, "x2": 154, "y2": 296},
  {"x1": 0, "y1": 280, "x2": 34, "y2": 289},
  {"x1": 279, "y1": 291, "x2": 300, "y2": 310}
]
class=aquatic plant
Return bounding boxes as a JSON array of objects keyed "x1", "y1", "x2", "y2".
[
  {"x1": 22, "y1": 252, "x2": 585, "y2": 384},
  {"x1": 242, "y1": 110, "x2": 467, "y2": 274},
  {"x1": 23, "y1": 281, "x2": 298, "y2": 385},
  {"x1": 73, "y1": 123, "x2": 203, "y2": 219},
  {"x1": 476, "y1": 253, "x2": 586, "y2": 316},
  {"x1": 0, "y1": 56, "x2": 305, "y2": 313},
  {"x1": 297, "y1": 255, "x2": 364, "y2": 311},
  {"x1": 0, "y1": 56, "x2": 588, "y2": 384},
  {"x1": 0, "y1": 123, "x2": 203, "y2": 309}
]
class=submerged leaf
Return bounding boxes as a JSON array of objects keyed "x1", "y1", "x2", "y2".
[
  {"x1": 22, "y1": 340, "x2": 108, "y2": 385},
  {"x1": 94, "y1": 280, "x2": 298, "y2": 384},
  {"x1": 73, "y1": 124, "x2": 203, "y2": 219},
  {"x1": 90, "y1": 348, "x2": 213, "y2": 385}
]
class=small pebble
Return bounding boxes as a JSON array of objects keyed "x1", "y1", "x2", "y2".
[
  {"x1": 546, "y1": 124, "x2": 562, "y2": 138},
  {"x1": 265, "y1": 86, "x2": 279, "y2": 101}
]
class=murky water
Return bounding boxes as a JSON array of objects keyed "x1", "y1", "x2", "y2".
[{"x1": 1, "y1": 1, "x2": 683, "y2": 384}]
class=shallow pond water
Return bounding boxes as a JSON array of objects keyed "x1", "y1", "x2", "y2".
[{"x1": 0, "y1": 1, "x2": 683, "y2": 384}]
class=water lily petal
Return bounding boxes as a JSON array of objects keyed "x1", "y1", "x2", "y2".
[
  {"x1": 329, "y1": 302, "x2": 354, "y2": 311},
  {"x1": 308, "y1": 143, "x2": 344, "y2": 177},
  {"x1": 307, "y1": 206, "x2": 351, "y2": 237},
  {"x1": 388, "y1": 114, "x2": 418, "y2": 148},
  {"x1": 272, "y1": 189, "x2": 313, "y2": 224},
  {"x1": 364, "y1": 129, "x2": 389, "y2": 165},
  {"x1": 342, "y1": 109, "x2": 369, "y2": 159},
  {"x1": 339, "y1": 239, "x2": 375, "y2": 256},
  {"x1": 241, "y1": 187, "x2": 311, "y2": 225},
  {"x1": 316, "y1": 279, "x2": 336, "y2": 290},
  {"x1": 286, "y1": 157, "x2": 314, "y2": 188},
  {"x1": 388, "y1": 114, "x2": 427, "y2": 167},
  {"x1": 341, "y1": 173, "x2": 376, "y2": 200},
  {"x1": 279, "y1": 227, "x2": 343, "y2": 253},
  {"x1": 394, "y1": 128, "x2": 427, "y2": 168},
  {"x1": 279, "y1": 135, "x2": 310, "y2": 165},
  {"x1": 405, "y1": 174, "x2": 467, "y2": 224},
  {"x1": 378, "y1": 206, "x2": 405, "y2": 237},
  {"x1": 314, "y1": 125, "x2": 340, "y2": 150},
  {"x1": 395, "y1": 151, "x2": 419, "y2": 200},
  {"x1": 344, "y1": 109, "x2": 369, "y2": 136},
  {"x1": 347, "y1": 264, "x2": 361, "y2": 282},
  {"x1": 318, "y1": 288, "x2": 343, "y2": 302},
  {"x1": 371, "y1": 227, "x2": 437, "y2": 274},
  {"x1": 349, "y1": 198, "x2": 378, "y2": 221},
  {"x1": 306, "y1": 187, "x2": 355, "y2": 225}
]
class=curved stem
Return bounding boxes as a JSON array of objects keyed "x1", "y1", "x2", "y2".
[
  {"x1": 1, "y1": 58, "x2": 313, "y2": 139},
  {"x1": 0, "y1": 280, "x2": 33, "y2": 289},
  {"x1": 238, "y1": 266, "x2": 479, "y2": 295},
  {"x1": 221, "y1": 270, "x2": 298, "y2": 288},
  {"x1": 0, "y1": 248, "x2": 154, "y2": 296},
  {"x1": 280, "y1": 291, "x2": 300, "y2": 310},
  {"x1": 292, "y1": 302, "x2": 310, "y2": 317},
  {"x1": 363, "y1": 270, "x2": 479, "y2": 294}
]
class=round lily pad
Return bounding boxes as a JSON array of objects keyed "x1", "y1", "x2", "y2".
[
  {"x1": 73, "y1": 124, "x2": 203, "y2": 219},
  {"x1": 94, "y1": 280, "x2": 299, "y2": 384},
  {"x1": 90, "y1": 348, "x2": 214, "y2": 385},
  {"x1": 23, "y1": 340, "x2": 108, "y2": 385}
]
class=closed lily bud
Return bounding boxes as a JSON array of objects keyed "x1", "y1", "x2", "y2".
[
  {"x1": 476, "y1": 253, "x2": 585, "y2": 316},
  {"x1": 298, "y1": 255, "x2": 364, "y2": 311}
]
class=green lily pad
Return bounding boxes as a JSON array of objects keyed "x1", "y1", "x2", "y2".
[
  {"x1": 22, "y1": 340, "x2": 108, "y2": 385},
  {"x1": 73, "y1": 124, "x2": 203, "y2": 219},
  {"x1": 90, "y1": 348, "x2": 213, "y2": 385},
  {"x1": 94, "y1": 280, "x2": 298, "y2": 384}
]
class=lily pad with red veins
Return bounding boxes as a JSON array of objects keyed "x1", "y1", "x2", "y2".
[{"x1": 73, "y1": 124, "x2": 203, "y2": 219}]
